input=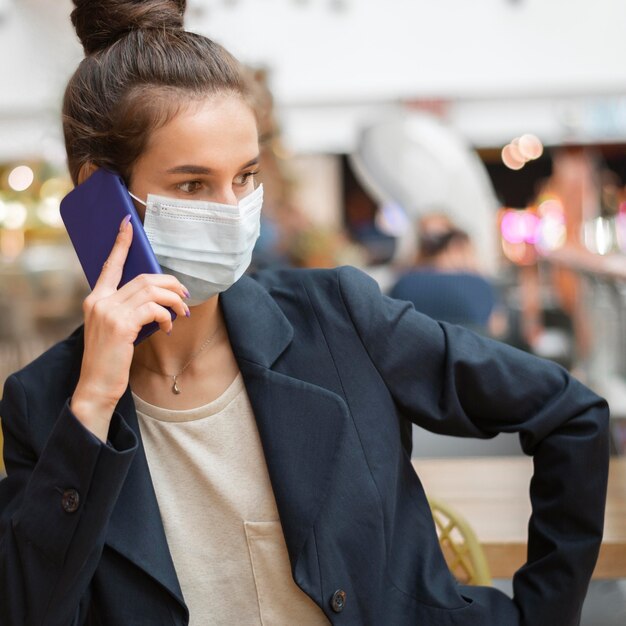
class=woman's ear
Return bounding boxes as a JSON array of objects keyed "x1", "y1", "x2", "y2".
[{"x1": 77, "y1": 162, "x2": 99, "y2": 185}]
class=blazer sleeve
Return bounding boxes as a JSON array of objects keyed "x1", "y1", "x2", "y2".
[
  {"x1": 0, "y1": 373, "x2": 138, "y2": 626},
  {"x1": 336, "y1": 265, "x2": 610, "y2": 626}
]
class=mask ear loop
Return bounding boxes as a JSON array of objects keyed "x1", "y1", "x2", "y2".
[{"x1": 128, "y1": 191, "x2": 147, "y2": 206}]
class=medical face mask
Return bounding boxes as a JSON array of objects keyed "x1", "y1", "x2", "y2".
[{"x1": 129, "y1": 185, "x2": 263, "y2": 305}]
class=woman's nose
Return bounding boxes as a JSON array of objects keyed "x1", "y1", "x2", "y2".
[{"x1": 211, "y1": 185, "x2": 238, "y2": 206}]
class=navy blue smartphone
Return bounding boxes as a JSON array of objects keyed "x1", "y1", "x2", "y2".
[{"x1": 60, "y1": 168, "x2": 175, "y2": 343}]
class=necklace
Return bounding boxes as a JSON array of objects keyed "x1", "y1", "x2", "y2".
[{"x1": 134, "y1": 324, "x2": 221, "y2": 394}]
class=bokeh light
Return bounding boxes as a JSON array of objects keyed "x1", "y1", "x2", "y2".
[
  {"x1": 0, "y1": 229, "x2": 26, "y2": 260},
  {"x1": 536, "y1": 213, "x2": 566, "y2": 252},
  {"x1": 501, "y1": 144, "x2": 525, "y2": 170},
  {"x1": 37, "y1": 197, "x2": 64, "y2": 227},
  {"x1": 501, "y1": 239, "x2": 536, "y2": 265},
  {"x1": 537, "y1": 198, "x2": 563, "y2": 217},
  {"x1": 501, "y1": 209, "x2": 540, "y2": 244},
  {"x1": 583, "y1": 217, "x2": 615, "y2": 255},
  {"x1": 8, "y1": 165, "x2": 34, "y2": 192},
  {"x1": 535, "y1": 198, "x2": 566, "y2": 252},
  {"x1": 616, "y1": 212, "x2": 626, "y2": 253},
  {"x1": 501, "y1": 134, "x2": 544, "y2": 170},
  {"x1": 518, "y1": 134, "x2": 544, "y2": 160},
  {"x1": 40, "y1": 177, "x2": 72, "y2": 201},
  {"x1": 375, "y1": 202, "x2": 410, "y2": 237},
  {"x1": 3, "y1": 201, "x2": 28, "y2": 229}
]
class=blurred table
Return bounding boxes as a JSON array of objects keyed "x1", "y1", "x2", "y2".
[{"x1": 412, "y1": 456, "x2": 626, "y2": 579}]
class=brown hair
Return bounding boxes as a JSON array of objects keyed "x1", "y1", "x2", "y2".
[
  {"x1": 415, "y1": 213, "x2": 471, "y2": 265},
  {"x1": 63, "y1": 0, "x2": 250, "y2": 184},
  {"x1": 418, "y1": 228, "x2": 469, "y2": 261}
]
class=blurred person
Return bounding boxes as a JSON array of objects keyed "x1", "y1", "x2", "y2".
[
  {"x1": 390, "y1": 214, "x2": 503, "y2": 335},
  {"x1": 0, "y1": 2, "x2": 609, "y2": 626}
]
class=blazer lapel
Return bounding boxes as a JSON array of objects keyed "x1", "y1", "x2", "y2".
[
  {"x1": 237, "y1": 361, "x2": 347, "y2": 564},
  {"x1": 221, "y1": 277, "x2": 348, "y2": 566},
  {"x1": 105, "y1": 388, "x2": 186, "y2": 612}
]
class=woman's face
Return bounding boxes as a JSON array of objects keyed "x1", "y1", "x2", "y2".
[{"x1": 129, "y1": 94, "x2": 260, "y2": 218}]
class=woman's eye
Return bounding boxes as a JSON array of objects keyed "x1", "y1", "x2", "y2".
[
  {"x1": 177, "y1": 180, "x2": 203, "y2": 194},
  {"x1": 234, "y1": 171, "x2": 259, "y2": 186}
]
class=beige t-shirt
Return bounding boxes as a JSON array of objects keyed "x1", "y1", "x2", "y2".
[{"x1": 133, "y1": 374, "x2": 330, "y2": 626}]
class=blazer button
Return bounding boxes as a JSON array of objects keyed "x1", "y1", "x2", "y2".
[
  {"x1": 330, "y1": 589, "x2": 346, "y2": 613},
  {"x1": 61, "y1": 489, "x2": 80, "y2": 513}
]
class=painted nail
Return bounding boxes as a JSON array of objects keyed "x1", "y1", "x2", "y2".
[
  {"x1": 185, "y1": 307, "x2": 191, "y2": 318},
  {"x1": 119, "y1": 214, "x2": 132, "y2": 232},
  {"x1": 166, "y1": 329, "x2": 172, "y2": 336},
  {"x1": 182, "y1": 287, "x2": 190, "y2": 298}
]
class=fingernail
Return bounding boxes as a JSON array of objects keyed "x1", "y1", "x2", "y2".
[
  {"x1": 182, "y1": 287, "x2": 190, "y2": 298},
  {"x1": 119, "y1": 214, "x2": 132, "y2": 232},
  {"x1": 185, "y1": 306, "x2": 191, "y2": 318},
  {"x1": 166, "y1": 329, "x2": 172, "y2": 336}
]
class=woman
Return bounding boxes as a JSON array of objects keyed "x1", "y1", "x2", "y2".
[{"x1": 0, "y1": 2, "x2": 609, "y2": 625}]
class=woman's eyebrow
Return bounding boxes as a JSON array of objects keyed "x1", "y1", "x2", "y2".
[
  {"x1": 165, "y1": 164, "x2": 213, "y2": 175},
  {"x1": 165, "y1": 156, "x2": 260, "y2": 176},
  {"x1": 241, "y1": 156, "x2": 260, "y2": 169}
]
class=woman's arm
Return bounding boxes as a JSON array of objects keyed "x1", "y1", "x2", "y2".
[
  {"x1": 0, "y1": 216, "x2": 189, "y2": 624},
  {"x1": 0, "y1": 374, "x2": 137, "y2": 625},
  {"x1": 337, "y1": 266, "x2": 609, "y2": 626}
]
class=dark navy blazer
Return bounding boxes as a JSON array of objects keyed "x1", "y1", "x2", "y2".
[{"x1": 0, "y1": 267, "x2": 609, "y2": 626}]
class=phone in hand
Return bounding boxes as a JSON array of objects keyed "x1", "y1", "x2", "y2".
[{"x1": 60, "y1": 168, "x2": 175, "y2": 343}]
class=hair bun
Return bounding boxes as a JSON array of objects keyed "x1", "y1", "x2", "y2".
[{"x1": 71, "y1": 0, "x2": 186, "y2": 55}]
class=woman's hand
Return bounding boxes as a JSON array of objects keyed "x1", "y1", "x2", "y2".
[{"x1": 70, "y1": 215, "x2": 189, "y2": 441}]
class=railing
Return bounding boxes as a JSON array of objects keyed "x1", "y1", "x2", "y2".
[{"x1": 541, "y1": 247, "x2": 626, "y2": 454}]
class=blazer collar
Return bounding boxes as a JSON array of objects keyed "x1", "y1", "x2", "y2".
[{"x1": 219, "y1": 275, "x2": 294, "y2": 368}]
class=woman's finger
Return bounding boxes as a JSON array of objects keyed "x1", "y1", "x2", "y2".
[
  {"x1": 123, "y1": 284, "x2": 190, "y2": 320},
  {"x1": 92, "y1": 215, "x2": 133, "y2": 295},
  {"x1": 133, "y1": 301, "x2": 177, "y2": 335},
  {"x1": 114, "y1": 272, "x2": 189, "y2": 304}
]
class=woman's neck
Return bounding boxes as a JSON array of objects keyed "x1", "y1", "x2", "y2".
[
  {"x1": 132, "y1": 295, "x2": 223, "y2": 376},
  {"x1": 129, "y1": 293, "x2": 242, "y2": 410}
]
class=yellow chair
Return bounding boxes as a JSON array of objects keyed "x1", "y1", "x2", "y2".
[{"x1": 428, "y1": 497, "x2": 492, "y2": 586}]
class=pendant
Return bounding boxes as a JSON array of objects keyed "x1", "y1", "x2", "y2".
[{"x1": 172, "y1": 376, "x2": 181, "y2": 395}]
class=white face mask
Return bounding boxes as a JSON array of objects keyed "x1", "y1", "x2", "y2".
[{"x1": 129, "y1": 185, "x2": 263, "y2": 305}]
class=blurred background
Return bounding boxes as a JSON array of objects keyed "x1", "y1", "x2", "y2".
[
  {"x1": 0, "y1": 0, "x2": 626, "y2": 428},
  {"x1": 1, "y1": 0, "x2": 626, "y2": 621},
  {"x1": 2, "y1": 0, "x2": 626, "y2": 449}
]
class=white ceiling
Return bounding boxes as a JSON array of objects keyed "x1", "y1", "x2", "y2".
[
  {"x1": 187, "y1": 0, "x2": 626, "y2": 104},
  {"x1": 2, "y1": 0, "x2": 626, "y2": 159}
]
